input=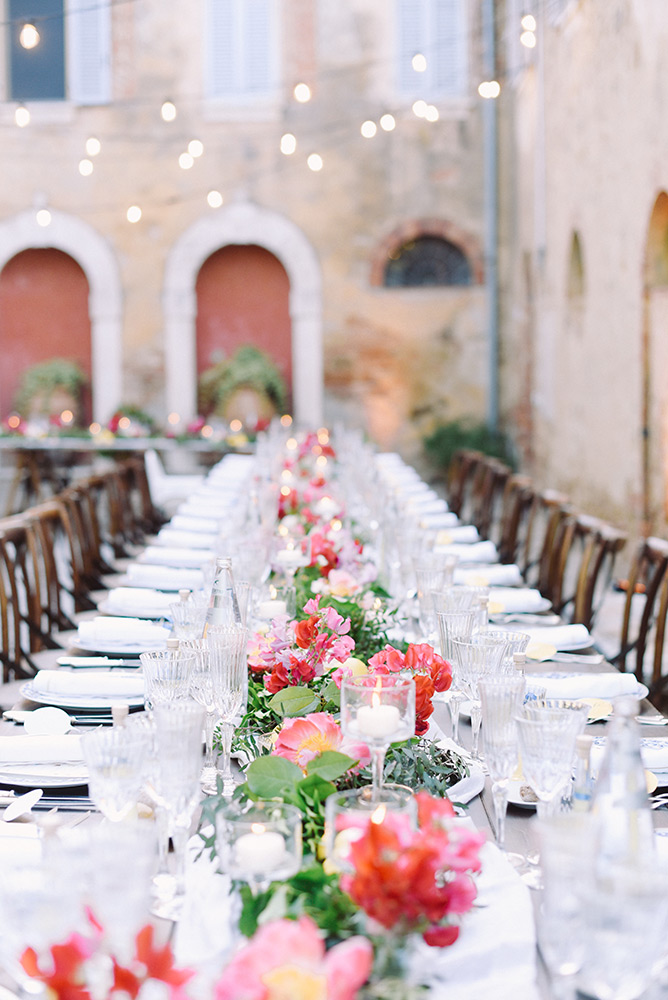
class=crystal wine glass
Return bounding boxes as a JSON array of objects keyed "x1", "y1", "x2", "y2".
[
  {"x1": 140, "y1": 647, "x2": 196, "y2": 710},
  {"x1": 436, "y1": 608, "x2": 476, "y2": 743},
  {"x1": 340, "y1": 674, "x2": 415, "y2": 803},
  {"x1": 450, "y1": 634, "x2": 505, "y2": 758},
  {"x1": 478, "y1": 675, "x2": 525, "y2": 853},
  {"x1": 207, "y1": 623, "x2": 249, "y2": 797},
  {"x1": 181, "y1": 636, "x2": 218, "y2": 794}
]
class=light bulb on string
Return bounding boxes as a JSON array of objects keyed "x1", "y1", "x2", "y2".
[
  {"x1": 85, "y1": 136, "x2": 101, "y2": 156},
  {"x1": 293, "y1": 82, "x2": 311, "y2": 103},
  {"x1": 411, "y1": 53, "x2": 427, "y2": 72},
  {"x1": 280, "y1": 133, "x2": 297, "y2": 155},
  {"x1": 360, "y1": 120, "x2": 377, "y2": 138},
  {"x1": 521, "y1": 13, "x2": 537, "y2": 31},
  {"x1": 19, "y1": 23, "x2": 39, "y2": 49},
  {"x1": 188, "y1": 139, "x2": 204, "y2": 157},
  {"x1": 412, "y1": 99, "x2": 428, "y2": 118},
  {"x1": 161, "y1": 100, "x2": 177, "y2": 122},
  {"x1": 307, "y1": 153, "x2": 323, "y2": 171},
  {"x1": 520, "y1": 30, "x2": 536, "y2": 48},
  {"x1": 126, "y1": 205, "x2": 142, "y2": 223},
  {"x1": 15, "y1": 106, "x2": 30, "y2": 127},
  {"x1": 79, "y1": 159, "x2": 93, "y2": 176},
  {"x1": 478, "y1": 80, "x2": 501, "y2": 99},
  {"x1": 380, "y1": 113, "x2": 396, "y2": 131},
  {"x1": 207, "y1": 190, "x2": 223, "y2": 208},
  {"x1": 36, "y1": 209, "x2": 51, "y2": 227},
  {"x1": 178, "y1": 152, "x2": 194, "y2": 170}
]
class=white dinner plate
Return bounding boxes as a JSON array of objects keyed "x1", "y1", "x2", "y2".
[
  {"x1": 507, "y1": 779, "x2": 539, "y2": 809},
  {"x1": 20, "y1": 681, "x2": 145, "y2": 710},
  {"x1": 70, "y1": 637, "x2": 162, "y2": 656},
  {"x1": 0, "y1": 762, "x2": 88, "y2": 788}
]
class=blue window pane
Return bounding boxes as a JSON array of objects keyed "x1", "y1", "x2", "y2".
[{"x1": 10, "y1": 0, "x2": 65, "y2": 100}]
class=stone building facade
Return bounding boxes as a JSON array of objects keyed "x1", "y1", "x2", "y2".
[
  {"x1": 0, "y1": 0, "x2": 491, "y2": 462},
  {"x1": 499, "y1": 0, "x2": 668, "y2": 539}
]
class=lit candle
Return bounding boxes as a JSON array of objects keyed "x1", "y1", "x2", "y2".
[
  {"x1": 276, "y1": 548, "x2": 303, "y2": 570},
  {"x1": 355, "y1": 702, "x2": 401, "y2": 741},
  {"x1": 234, "y1": 826, "x2": 286, "y2": 873},
  {"x1": 256, "y1": 599, "x2": 287, "y2": 620}
]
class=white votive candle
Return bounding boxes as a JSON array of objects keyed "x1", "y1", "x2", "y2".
[
  {"x1": 256, "y1": 599, "x2": 288, "y2": 620},
  {"x1": 276, "y1": 548, "x2": 303, "y2": 570},
  {"x1": 234, "y1": 830, "x2": 286, "y2": 873},
  {"x1": 356, "y1": 703, "x2": 401, "y2": 741}
]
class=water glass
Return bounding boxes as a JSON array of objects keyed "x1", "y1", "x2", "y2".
[
  {"x1": 436, "y1": 608, "x2": 476, "y2": 743},
  {"x1": 169, "y1": 592, "x2": 208, "y2": 640},
  {"x1": 81, "y1": 724, "x2": 149, "y2": 821},
  {"x1": 478, "y1": 627, "x2": 530, "y2": 672},
  {"x1": 207, "y1": 623, "x2": 249, "y2": 797},
  {"x1": 515, "y1": 704, "x2": 589, "y2": 819},
  {"x1": 181, "y1": 637, "x2": 218, "y2": 794},
  {"x1": 478, "y1": 675, "x2": 525, "y2": 850},
  {"x1": 450, "y1": 635, "x2": 505, "y2": 757},
  {"x1": 140, "y1": 647, "x2": 196, "y2": 710}
]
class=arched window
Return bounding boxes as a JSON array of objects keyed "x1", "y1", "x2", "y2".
[{"x1": 384, "y1": 235, "x2": 472, "y2": 287}]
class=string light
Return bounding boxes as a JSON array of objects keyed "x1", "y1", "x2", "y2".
[
  {"x1": 411, "y1": 53, "x2": 427, "y2": 72},
  {"x1": 160, "y1": 100, "x2": 177, "y2": 122},
  {"x1": 520, "y1": 29, "x2": 536, "y2": 48},
  {"x1": 178, "y1": 152, "x2": 194, "y2": 169},
  {"x1": 521, "y1": 13, "x2": 536, "y2": 31},
  {"x1": 360, "y1": 120, "x2": 377, "y2": 138},
  {"x1": 307, "y1": 153, "x2": 323, "y2": 171},
  {"x1": 35, "y1": 209, "x2": 51, "y2": 227},
  {"x1": 167, "y1": 411, "x2": 180, "y2": 425},
  {"x1": 207, "y1": 190, "x2": 223, "y2": 208},
  {"x1": 229, "y1": 418, "x2": 242, "y2": 432},
  {"x1": 424, "y1": 104, "x2": 439, "y2": 122},
  {"x1": 19, "y1": 22, "x2": 39, "y2": 49},
  {"x1": 78, "y1": 158, "x2": 93, "y2": 176},
  {"x1": 478, "y1": 80, "x2": 501, "y2": 99},
  {"x1": 380, "y1": 113, "x2": 396, "y2": 131},
  {"x1": 293, "y1": 82, "x2": 311, "y2": 103},
  {"x1": 188, "y1": 139, "x2": 204, "y2": 157},
  {"x1": 412, "y1": 99, "x2": 428, "y2": 118},
  {"x1": 15, "y1": 105, "x2": 30, "y2": 127},
  {"x1": 126, "y1": 205, "x2": 142, "y2": 223},
  {"x1": 85, "y1": 136, "x2": 101, "y2": 156},
  {"x1": 280, "y1": 132, "x2": 297, "y2": 155}
]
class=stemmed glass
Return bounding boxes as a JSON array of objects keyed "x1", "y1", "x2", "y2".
[
  {"x1": 515, "y1": 703, "x2": 589, "y2": 821},
  {"x1": 478, "y1": 675, "x2": 525, "y2": 854},
  {"x1": 81, "y1": 724, "x2": 149, "y2": 821},
  {"x1": 181, "y1": 636, "x2": 218, "y2": 794},
  {"x1": 477, "y1": 628, "x2": 530, "y2": 673},
  {"x1": 271, "y1": 528, "x2": 312, "y2": 583},
  {"x1": 139, "y1": 647, "x2": 196, "y2": 710},
  {"x1": 146, "y1": 700, "x2": 205, "y2": 919},
  {"x1": 340, "y1": 675, "x2": 415, "y2": 803},
  {"x1": 207, "y1": 623, "x2": 249, "y2": 797},
  {"x1": 169, "y1": 591, "x2": 208, "y2": 640},
  {"x1": 450, "y1": 635, "x2": 505, "y2": 758},
  {"x1": 413, "y1": 555, "x2": 447, "y2": 641},
  {"x1": 215, "y1": 800, "x2": 303, "y2": 895},
  {"x1": 436, "y1": 608, "x2": 476, "y2": 743}
]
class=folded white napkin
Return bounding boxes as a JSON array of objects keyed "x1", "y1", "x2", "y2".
[
  {"x1": 0, "y1": 733, "x2": 83, "y2": 763},
  {"x1": 102, "y1": 588, "x2": 175, "y2": 617},
  {"x1": 125, "y1": 564, "x2": 205, "y2": 591},
  {"x1": 406, "y1": 497, "x2": 450, "y2": 514},
  {"x1": 0, "y1": 825, "x2": 42, "y2": 865},
  {"x1": 436, "y1": 540, "x2": 499, "y2": 563},
  {"x1": 419, "y1": 512, "x2": 460, "y2": 529},
  {"x1": 518, "y1": 623, "x2": 591, "y2": 650},
  {"x1": 140, "y1": 546, "x2": 213, "y2": 569},
  {"x1": 436, "y1": 525, "x2": 481, "y2": 545},
  {"x1": 487, "y1": 588, "x2": 547, "y2": 613},
  {"x1": 525, "y1": 671, "x2": 640, "y2": 700},
  {"x1": 156, "y1": 529, "x2": 218, "y2": 549},
  {"x1": 454, "y1": 564, "x2": 523, "y2": 587},
  {"x1": 32, "y1": 669, "x2": 144, "y2": 698},
  {"x1": 591, "y1": 736, "x2": 668, "y2": 774},
  {"x1": 178, "y1": 500, "x2": 234, "y2": 518},
  {"x1": 170, "y1": 515, "x2": 225, "y2": 534},
  {"x1": 78, "y1": 617, "x2": 171, "y2": 645},
  {"x1": 407, "y1": 841, "x2": 539, "y2": 1000},
  {"x1": 396, "y1": 481, "x2": 433, "y2": 496}
]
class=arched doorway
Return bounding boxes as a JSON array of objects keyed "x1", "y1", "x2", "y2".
[
  {"x1": 196, "y1": 244, "x2": 292, "y2": 417},
  {"x1": 0, "y1": 210, "x2": 123, "y2": 423},
  {"x1": 0, "y1": 248, "x2": 92, "y2": 421},
  {"x1": 642, "y1": 192, "x2": 668, "y2": 529},
  {"x1": 163, "y1": 201, "x2": 323, "y2": 426}
]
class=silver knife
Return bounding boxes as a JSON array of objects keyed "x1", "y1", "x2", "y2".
[{"x1": 57, "y1": 656, "x2": 140, "y2": 668}]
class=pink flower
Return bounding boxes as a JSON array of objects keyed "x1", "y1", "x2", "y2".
[
  {"x1": 214, "y1": 916, "x2": 372, "y2": 1000},
  {"x1": 273, "y1": 712, "x2": 369, "y2": 771},
  {"x1": 327, "y1": 569, "x2": 362, "y2": 597}
]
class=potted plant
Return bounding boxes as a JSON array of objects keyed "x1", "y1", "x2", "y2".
[
  {"x1": 13, "y1": 358, "x2": 88, "y2": 425},
  {"x1": 198, "y1": 345, "x2": 288, "y2": 427}
]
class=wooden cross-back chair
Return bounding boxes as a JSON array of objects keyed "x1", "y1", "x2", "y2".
[
  {"x1": 494, "y1": 474, "x2": 535, "y2": 563},
  {"x1": 568, "y1": 518, "x2": 628, "y2": 630},
  {"x1": 607, "y1": 537, "x2": 668, "y2": 693},
  {"x1": 521, "y1": 489, "x2": 570, "y2": 588},
  {"x1": 467, "y1": 456, "x2": 512, "y2": 541},
  {"x1": 446, "y1": 450, "x2": 484, "y2": 519}
]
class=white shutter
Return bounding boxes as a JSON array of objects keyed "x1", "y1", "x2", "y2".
[
  {"x1": 396, "y1": 0, "x2": 425, "y2": 95},
  {"x1": 432, "y1": 0, "x2": 467, "y2": 98},
  {"x1": 67, "y1": 0, "x2": 111, "y2": 104},
  {"x1": 208, "y1": 0, "x2": 277, "y2": 99}
]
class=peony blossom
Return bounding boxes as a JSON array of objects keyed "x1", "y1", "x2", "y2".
[
  {"x1": 214, "y1": 916, "x2": 372, "y2": 1000},
  {"x1": 273, "y1": 712, "x2": 370, "y2": 772}
]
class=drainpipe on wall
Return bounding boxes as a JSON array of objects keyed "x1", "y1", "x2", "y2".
[{"x1": 482, "y1": 0, "x2": 499, "y2": 432}]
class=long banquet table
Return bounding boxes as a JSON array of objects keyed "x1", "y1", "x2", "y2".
[{"x1": 1, "y1": 435, "x2": 668, "y2": 1000}]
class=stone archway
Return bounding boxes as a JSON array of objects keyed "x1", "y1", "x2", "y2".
[
  {"x1": 163, "y1": 201, "x2": 323, "y2": 427},
  {"x1": 0, "y1": 209, "x2": 122, "y2": 423}
]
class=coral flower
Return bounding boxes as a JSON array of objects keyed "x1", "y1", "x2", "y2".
[
  {"x1": 274, "y1": 712, "x2": 370, "y2": 771},
  {"x1": 214, "y1": 916, "x2": 372, "y2": 1000}
]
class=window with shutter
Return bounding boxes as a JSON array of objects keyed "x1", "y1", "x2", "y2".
[
  {"x1": 395, "y1": 0, "x2": 468, "y2": 100},
  {"x1": 207, "y1": 0, "x2": 278, "y2": 100},
  {"x1": 7, "y1": 0, "x2": 111, "y2": 104}
]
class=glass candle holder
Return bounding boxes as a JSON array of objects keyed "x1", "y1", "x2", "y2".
[
  {"x1": 340, "y1": 674, "x2": 415, "y2": 802},
  {"x1": 324, "y1": 783, "x2": 416, "y2": 873},
  {"x1": 216, "y1": 800, "x2": 302, "y2": 895}
]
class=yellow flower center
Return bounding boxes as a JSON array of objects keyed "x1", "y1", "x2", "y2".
[
  {"x1": 262, "y1": 964, "x2": 327, "y2": 1000},
  {"x1": 296, "y1": 730, "x2": 336, "y2": 765}
]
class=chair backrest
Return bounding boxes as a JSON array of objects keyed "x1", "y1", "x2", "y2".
[
  {"x1": 468, "y1": 457, "x2": 512, "y2": 541},
  {"x1": 446, "y1": 449, "x2": 483, "y2": 518},
  {"x1": 495, "y1": 474, "x2": 534, "y2": 563},
  {"x1": 569, "y1": 519, "x2": 628, "y2": 630},
  {"x1": 613, "y1": 536, "x2": 668, "y2": 684},
  {"x1": 522, "y1": 489, "x2": 570, "y2": 587}
]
